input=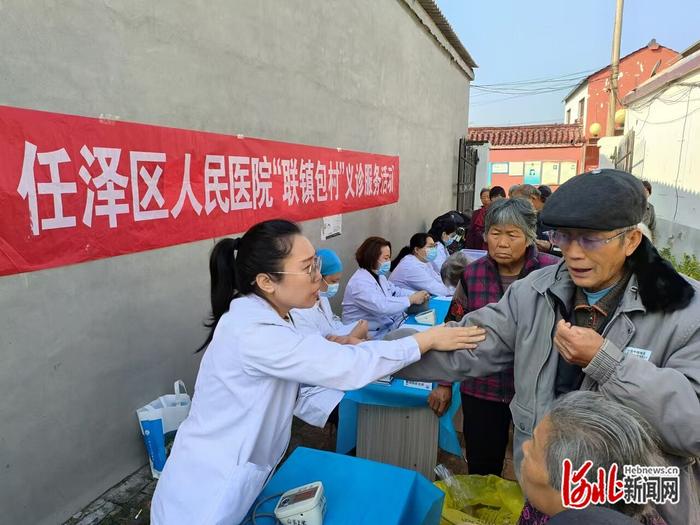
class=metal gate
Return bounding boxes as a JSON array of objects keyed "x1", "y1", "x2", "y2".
[{"x1": 456, "y1": 138, "x2": 479, "y2": 212}]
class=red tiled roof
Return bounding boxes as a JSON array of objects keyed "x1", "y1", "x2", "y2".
[{"x1": 468, "y1": 124, "x2": 584, "y2": 148}]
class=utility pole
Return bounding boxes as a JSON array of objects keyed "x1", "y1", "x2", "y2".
[{"x1": 607, "y1": 0, "x2": 624, "y2": 136}]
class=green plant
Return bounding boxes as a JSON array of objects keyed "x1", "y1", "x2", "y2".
[{"x1": 659, "y1": 247, "x2": 700, "y2": 281}]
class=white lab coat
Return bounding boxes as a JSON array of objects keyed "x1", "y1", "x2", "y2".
[
  {"x1": 150, "y1": 294, "x2": 420, "y2": 525},
  {"x1": 291, "y1": 298, "x2": 358, "y2": 432},
  {"x1": 389, "y1": 254, "x2": 452, "y2": 297},
  {"x1": 342, "y1": 268, "x2": 414, "y2": 338},
  {"x1": 429, "y1": 242, "x2": 450, "y2": 275},
  {"x1": 291, "y1": 296, "x2": 358, "y2": 337}
]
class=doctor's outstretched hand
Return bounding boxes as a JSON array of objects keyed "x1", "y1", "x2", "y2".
[
  {"x1": 348, "y1": 320, "x2": 369, "y2": 340},
  {"x1": 413, "y1": 325, "x2": 486, "y2": 354}
]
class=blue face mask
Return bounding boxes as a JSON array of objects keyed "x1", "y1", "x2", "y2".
[
  {"x1": 425, "y1": 247, "x2": 438, "y2": 262},
  {"x1": 377, "y1": 261, "x2": 391, "y2": 276},
  {"x1": 320, "y1": 282, "x2": 340, "y2": 298},
  {"x1": 444, "y1": 235, "x2": 456, "y2": 247}
]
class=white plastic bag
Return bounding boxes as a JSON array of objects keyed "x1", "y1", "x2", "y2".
[{"x1": 136, "y1": 380, "x2": 191, "y2": 478}]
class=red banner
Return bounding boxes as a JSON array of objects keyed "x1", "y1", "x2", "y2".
[{"x1": 0, "y1": 105, "x2": 399, "y2": 276}]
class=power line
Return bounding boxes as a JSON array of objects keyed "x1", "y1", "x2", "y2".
[
  {"x1": 473, "y1": 82, "x2": 583, "y2": 94},
  {"x1": 469, "y1": 117, "x2": 565, "y2": 127},
  {"x1": 472, "y1": 68, "x2": 597, "y2": 88},
  {"x1": 472, "y1": 80, "x2": 588, "y2": 94},
  {"x1": 470, "y1": 83, "x2": 582, "y2": 106},
  {"x1": 470, "y1": 72, "x2": 591, "y2": 99},
  {"x1": 472, "y1": 83, "x2": 583, "y2": 96},
  {"x1": 474, "y1": 78, "x2": 584, "y2": 90}
]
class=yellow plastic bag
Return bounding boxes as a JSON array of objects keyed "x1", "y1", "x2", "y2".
[{"x1": 434, "y1": 474, "x2": 525, "y2": 525}]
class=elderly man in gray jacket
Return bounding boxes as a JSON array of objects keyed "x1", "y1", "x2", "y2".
[{"x1": 399, "y1": 170, "x2": 699, "y2": 524}]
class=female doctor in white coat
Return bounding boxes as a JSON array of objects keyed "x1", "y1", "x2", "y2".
[
  {"x1": 428, "y1": 222, "x2": 458, "y2": 276},
  {"x1": 389, "y1": 233, "x2": 453, "y2": 296},
  {"x1": 342, "y1": 236, "x2": 430, "y2": 339},
  {"x1": 150, "y1": 220, "x2": 486, "y2": 525},
  {"x1": 291, "y1": 248, "x2": 368, "y2": 340}
]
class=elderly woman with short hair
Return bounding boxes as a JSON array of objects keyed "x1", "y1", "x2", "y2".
[
  {"x1": 440, "y1": 252, "x2": 471, "y2": 291},
  {"x1": 428, "y1": 198, "x2": 559, "y2": 476},
  {"x1": 519, "y1": 390, "x2": 667, "y2": 524}
]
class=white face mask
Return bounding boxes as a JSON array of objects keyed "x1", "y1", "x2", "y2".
[
  {"x1": 320, "y1": 282, "x2": 340, "y2": 298},
  {"x1": 377, "y1": 261, "x2": 391, "y2": 276}
]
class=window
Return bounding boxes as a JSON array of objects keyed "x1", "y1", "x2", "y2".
[
  {"x1": 566, "y1": 109, "x2": 571, "y2": 124},
  {"x1": 578, "y1": 98, "x2": 585, "y2": 122}
]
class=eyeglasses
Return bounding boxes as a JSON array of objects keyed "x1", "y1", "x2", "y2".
[
  {"x1": 268, "y1": 256, "x2": 323, "y2": 282},
  {"x1": 546, "y1": 229, "x2": 633, "y2": 251}
]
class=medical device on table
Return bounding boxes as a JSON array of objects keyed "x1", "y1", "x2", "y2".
[
  {"x1": 273, "y1": 481, "x2": 326, "y2": 525},
  {"x1": 413, "y1": 308, "x2": 437, "y2": 326}
]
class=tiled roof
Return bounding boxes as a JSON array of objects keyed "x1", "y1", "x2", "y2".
[{"x1": 468, "y1": 124, "x2": 584, "y2": 148}]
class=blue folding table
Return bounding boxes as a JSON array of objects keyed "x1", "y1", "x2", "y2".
[{"x1": 251, "y1": 447, "x2": 444, "y2": 525}]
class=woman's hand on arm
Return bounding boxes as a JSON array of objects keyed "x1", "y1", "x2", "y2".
[{"x1": 412, "y1": 325, "x2": 486, "y2": 354}]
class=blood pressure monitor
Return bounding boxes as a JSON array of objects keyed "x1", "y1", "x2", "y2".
[
  {"x1": 414, "y1": 308, "x2": 437, "y2": 326},
  {"x1": 273, "y1": 481, "x2": 326, "y2": 525}
]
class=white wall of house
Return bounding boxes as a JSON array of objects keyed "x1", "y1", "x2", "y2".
[
  {"x1": 625, "y1": 67, "x2": 700, "y2": 256},
  {"x1": 564, "y1": 83, "x2": 588, "y2": 125}
]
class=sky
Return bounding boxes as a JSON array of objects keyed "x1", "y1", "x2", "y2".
[{"x1": 434, "y1": 0, "x2": 699, "y2": 127}]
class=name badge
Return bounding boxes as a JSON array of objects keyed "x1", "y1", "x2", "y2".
[{"x1": 624, "y1": 347, "x2": 652, "y2": 361}]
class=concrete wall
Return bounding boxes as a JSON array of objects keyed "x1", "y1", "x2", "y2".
[
  {"x1": 0, "y1": 1, "x2": 472, "y2": 523},
  {"x1": 626, "y1": 68, "x2": 700, "y2": 256}
]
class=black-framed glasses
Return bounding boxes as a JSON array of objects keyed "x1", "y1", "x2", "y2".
[
  {"x1": 268, "y1": 256, "x2": 323, "y2": 282},
  {"x1": 546, "y1": 228, "x2": 633, "y2": 251}
]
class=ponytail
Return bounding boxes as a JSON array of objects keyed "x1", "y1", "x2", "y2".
[
  {"x1": 196, "y1": 219, "x2": 301, "y2": 352},
  {"x1": 391, "y1": 246, "x2": 412, "y2": 271},
  {"x1": 391, "y1": 233, "x2": 433, "y2": 270}
]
